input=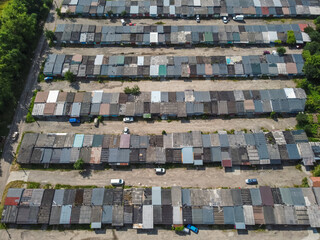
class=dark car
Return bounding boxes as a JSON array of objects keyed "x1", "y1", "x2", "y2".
[
  {"x1": 186, "y1": 224, "x2": 199, "y2": 234},
  {"x1": 263, "y1": 50, "x2": 270, "y2": 55}
]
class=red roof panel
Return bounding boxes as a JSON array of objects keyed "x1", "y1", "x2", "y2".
[
  {"x1": 222, "y1": 159, "x2": 232, "y2": 167},
  {"x1": 4, "y1": 197, "x2": 19, "y2": 206}
]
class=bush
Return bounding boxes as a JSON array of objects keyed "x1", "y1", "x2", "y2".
[
  {"x1": 121, "y1": 11, "x2": 127, "y2": 16},
  {"x1": 124, "y1": 85, "x2": 140, "y2": 95},
  {"x1": 286, "y1": 30, "x2": 296, "y2": 45},
  {"x1": 97, "y1": 115, "x2": 103, "y2": 122},
  {"x1": 172, "y1": 226, "x2": 184, "y2": 231},
  {"x1": 295, "y1": 164, "x2": 302, "y2": 171},
  {"x1": 27, "y1": 182, "x2": 41, "y2": 188},
  {"x1": 65, "y1": 71, "x2": 75, "y2": 82},
  {"x1": 313, "y1": 165, "x2": 320, "y2": 177},
  {"x1": 26, "y1": 90, "x2": 38, "y2": 123},
  {"x1": 270, "y1": 111, "x2": 277, "y2": 120},
  {"x1": 277, "y1": 47, "x2": 286, "y2": 56},
  {"x1": 162, "y1": 130, "x2": 167, "y2": 135},
  {"x1": 44, "y1": 29, "x2": 55, "y2": 42},
  {"x1": 301, "y1": 177, "x2": 309, "y2": 187},
  {"x1": 73, "y1": 158, "x2": 84, "y2": 170}
]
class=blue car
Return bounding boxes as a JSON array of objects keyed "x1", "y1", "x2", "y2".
[
  {"x1": 44, "y1": 77, "x2": 53, "y2": 82},
  {"x1": 69, "y1": 118, "x2": 80, "y2": 123},
  {"x1": 186, "y1": 224, "x2": 199, "y2": 234},
  {"x1": 245, "y1": 178, "x2": 258, "y2": 184}
]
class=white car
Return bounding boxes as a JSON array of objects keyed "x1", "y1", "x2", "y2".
[
  {"x1": 111, "y1": 179, "x2": 124, "y2": 186},
  {"x1": 123, "y1": 127, "x2": 129, "y2": 134},
  {"x1": 123, "y1": 117, "x2": 134, "y2": 123},
  {"x1": 12, "y1": 132, "x2": 19, "y2": 141},
  {"x1": 155, "y1": 168, "x2": 166, "y2": 174},
  {"x1": 222, "y1": 16, "x2": 229, "y2": 24}
]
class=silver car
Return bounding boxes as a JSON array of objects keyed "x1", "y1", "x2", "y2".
[{"x1": 196, "y1": 15, "x2": 200, "y2": 23}]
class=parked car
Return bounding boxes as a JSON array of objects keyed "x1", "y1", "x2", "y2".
[
  {"x1": 111, "y1": 179, "x2": 124, "y2": 186},
  {"x1": 123, "y1": 127, "x2": 129, "y2": 134},
  {"x1": 196, "y1": 15, "x2": 200, "y2": 23},
  {"x1": 233, "y1": 15, "x2": 244, "y2": 21},
  {"x1": 44, "y1": 77, "x2": 53, "y2": 82},
  {"x1": 263, "y1": 50, "x2": 270, "y2": 55},
  {"x1": 245, "y1": 178, "x2": 258, "y2": 185},
  {"x1": 222, "y1": 16, "x2": 229, "y2": 24},
  {"x1": 12, "y1": 132, "x2": 19, "y2": 141},
  {"x1": 94, "y1": 118, "x2": 99, "y2": 127},
  {"x1": 182, "y1": 228, "x2": 190, "y2": 234},
  {"x1": 123, "y1": 117, "x2": 134, "y2": 123},
  {"x1": 155, "y1": 168, "x2": 166, "y2": 174},
  {"x1": 121, "y1": 19, "x2": 126, "y2": 26},
  {"x1": 69, "y1": 118, "x2": 80, "y2": 123},
  {"x1": 186, "y1": 224, "x2": 199, "y2": 234}
]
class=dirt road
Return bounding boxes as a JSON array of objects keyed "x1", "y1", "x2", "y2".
[
  {"x1": 57, "y1": 17, "x2": 314, "y2": 27},
  {"x1": 39, "y1": 79, "x2": 297, "y2": 92},
  {"x1": 0, "y1": 227, "x2": 318, "y2": 240},
  {"x1": 22, "y1": 117, "x2": 297, "y2": 135},
  {"x1": 49, "y1": 46, "x2": 302, "y2": 56},
  {"x1": 8, "y1": 165, "x2": 307, "y2": 189}
]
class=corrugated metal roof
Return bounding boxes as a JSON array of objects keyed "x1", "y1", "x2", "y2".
[
  {"x1": 250, "y1": 189, "x2": 262, "y2": 206},
  {"x1": 152, "y1": 187, "x2": 161, "y2": 205}
]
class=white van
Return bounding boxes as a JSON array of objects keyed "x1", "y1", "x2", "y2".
[
  {"x1": 233, "y1": 15, "x2": 244, "y2": 21},
  {"x1": 111, "y1": 179, "x2": 124, "y2": 186}
]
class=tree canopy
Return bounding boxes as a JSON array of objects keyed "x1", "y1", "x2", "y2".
[
  {"x1": 0, "y1": 0, "x2": 52, "y2": 135},
  {"x1": 286, "y1": 30, "x2": 296, "y2": 45}
]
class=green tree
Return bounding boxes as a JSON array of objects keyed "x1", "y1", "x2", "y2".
[
  {"x1": 303, "y1": 26, "x2": 315, "y2": 34},
  {"x1": 56, "y1": 7, "x2": 61, "y2": 17},
  {"x1": 74, "y1": 158, "x2": 84, "y2": 170},
  {"x1": 276, "y1": 47, "x2": 286, "y2": 56},
  {"x1": 0, "y1": 0, "x2": 52, "y2": 135},
  {"x1": 121, "y1": 11, "x2": 127, "y2": 17},
  {"x1": 296, "y1": 113, "x2": 309, "y2": 127},
  {"x1": 303, "y1": 55, "x2": 320, "y2": 82},
  {"x1": 286, "y1": 30, "x2": 296, "y2": 45},
  {"x1": 64, "y1": 70, "x2": 75, "y2": 82},
  {"x1": 308, "y1": 31, "x2": 320, "y2": 44}
]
